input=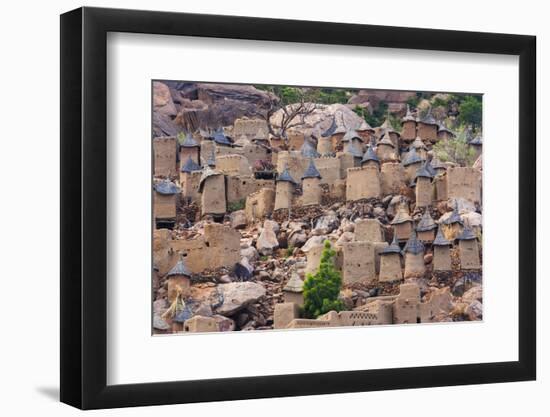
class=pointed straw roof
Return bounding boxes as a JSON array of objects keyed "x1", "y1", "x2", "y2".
[
  {"x1": 412, "y1": 136, "x2": 427, "y2": 150},
  {"x1": 469, "y1": 134, "x2": 483, "y2": 146},
  {"x1": 180, "y1": 132, "x2": 200, "y2": 148},
  {"x1": 381, "y1": 232, "x2": 402, "y2": 254},
  {"x1": 418, "y1": 107, "x2": 437, "y2": 125},
  {"x1": 457, "y1": 225, "x2": 477, "y2": 240},
  {"x1": 391, "y1": 207, "x2": 413, "y2": 225},
  {"x1": 283, "y1": 273, "x2": 304, "y2": 293},
  {"x1": 342, "y1": 129, "x2": 363, "y2": 143},
  {"x1": 416, "y1": 210, "x2": 437, "y2": 231},
  {"x1": 430, "y1": 156, "x2": 446, "y2": 171},
  {"x1": 302, "y1": 159, "x2": 322, "y2": 180},
  {"x1": 402, "y1": 147, "x2": 423, "y2": 166},
  {"x1": 301, "y1": 140, "x2": 320, "y2": 158},
  {"x1": 180, "y1": 156, "x2": 202, "y2": 173},
  {"x1": 443, "y1": 208, "x2": 463, "y2": 225},
  {"x1": 404, "y1": 229, "x2": 425, "y2": 254},
  {"x1": 432, "y1": 225, "x2": 451, "y2": 246},
  {"x1": 401, "y1": 104, "x2": 416, "y2": 123},
  {"x1": 379, "y1": 131, "x2": 395, "y2": 147},
  {"x1": 166, "y1": 255, "x2": 192, "y2": 277},
  {"x1": 415, "y1": 160, "x2": 434, "y2": 180},
  {"x1": 276, "y1": 165, "x2": 297, "y2": 184},
  {"x1": 361, "y1": 143, "x2": 380, "y2": 165},
  {"x1": 437, "y1": 121, "x2": 455, "y2": 136},
  {"x1": 154, "y1": 179, "x2": 179, "y2": 195},
  {"x1": 213, "y1": 127, "x2": 232, "y2": 146}
]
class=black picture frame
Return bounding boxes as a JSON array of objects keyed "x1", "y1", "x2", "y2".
[{"x1": 60, "y1": 6, "x2": 536, "y2": 410}]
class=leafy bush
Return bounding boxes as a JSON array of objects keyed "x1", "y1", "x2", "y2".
[
  {"x1": 458, "y1": 95, "x2": 482, "y2": 127},
  {"x1": 302, "y1": 241, "x2": 344, "y2": 318},
  {"x1": 433, "y1": 129, "x2": 478, "y2": 167},
  {"x1": 227, "y1": 199, "x2": 246, "y2": 212},
  {"x1": 353, "y1": 100, "x2": 388, "y2": 128}
]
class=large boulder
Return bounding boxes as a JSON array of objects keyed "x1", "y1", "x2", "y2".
[
  {"x1": 216, "y1": 282, "x2": 267, "y2": 315},
  {"x1": 256, "y1": 220, "x2": 279, "y2": 255}
]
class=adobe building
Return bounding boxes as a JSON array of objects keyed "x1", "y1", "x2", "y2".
[
  {"x1": 431, "y1": 157, "x2": 447, "y2": 176},
  {"x1": 442, "y1": 207, "x2": 463, "y2": 241},
  {"x1": 360, "y1": 143, "x2": 380, "y2": 169},
  {"x1": 393, "y1": 283, "x2": 421, "y2": 324},
  {"x1": 283, "y1": 273, "x2": 304, "y2": 307},
  {"x1": 391, "y1": 206, "x2": 413, "y2": 241},
  {"x1": 199, "y1": 168, "x2": 226, "y2": 217},
  {"x1": 342, "y1": 241, "x2": 376, "y2": 284},
  {"x1": 414, "y1": 161, "x2": 434, "y2": 208},
  {"x1": 457, "y1": 226, "x2": 481, "y2": 269},
  {"x1": 411, "y1": 136, "x2": 428, "y2": 160},
  {"x1": 378, "y1": 118, "x2": 400, "y2": 146},
  {"x1": 433, "y1": 170, "x2": 448, "y2": 201},
  {"x1": 179, "y1": 157, "x2": 202, "y2": 202},
  {"x1": 437, "y1": 121, "x2": 455, "y2": 141},
  {"x1": 403, "y1": 229, "x2": 426, "y2": 279},
  {"x1": 153, "y1": 179, "x2": 179, "y2": 229},
  {"x1": 166, "y1": 255, "x2": 191, "y2": 303},
  {"x1": 416, "y1": 108, "x2": 438, "y2": 142},
  {"x1": 183, "y1": 316, "x2": 220, "y2": 333},
  {"x1": 346, "y1": 141, "x2": 364, "y2": 166},
  {"x1": 381, "y1": 162, "x2": 406, "y2": 196},
  {"x1": 232, "y1": 117, "x2": 268, "y2": 140},
  {"x1": 274, "y1": 166, "x2": 297, "y2": 210},
  {"x1": 153, "y1": 136, "x2": 178, "y2": 177},
  {"x1": 216, "y1": 154, "x2": 252, "y2": 177},
  {"x1": 274, "y1": 302, "x2": 300, "y2": 329},
  {"x1": 402, "y1": 146, "x2": 424, "y2": 183},
  {"x1": 301, "y1": 159, "x2": 322, "y2": 206},
  {"x1": 469, "y1": 134, "x2": 483, "y2": 161},
  {"x1": 245, "y1": 187, "x2": 276, "y2": 223},
  {"x1": 179, "y1": 132, "x2": 201, "y2": 166},
  {"x1": 317, "y1": 134, "x2": 333, "y2": 156},
  {"x1": 446, "y1": 166, "x2": 482, "y2": 204},
  {"x1": 416, "y1": 210, "x2": 437, "y2": 242},
  {"x1": 376, "y1": 131, "x2": 397, "y2": 161},
  {"x1": 432, "y1": 225, "x2": 452, "y2": 271},
  {"x1": 400, "y1": 105, "x2": 417, "y2": 142},
  {"x1": 379, "y1": 233, "x2": 403, "y2": 282},
  {"x1": 205, "y1": 148, "x2": 216, "y2": 168},
  {"x1": 355, "y1": 218, "x2": 384, "y2": 242},
  {"x1": 346, "y1": 166, "x2": 381, "y2": 201},
  {"x1": 342, "y1": 129, "x2": 364, "y2": 154}
]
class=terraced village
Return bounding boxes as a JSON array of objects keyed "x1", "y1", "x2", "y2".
[{"x1": 152, "y1": 82, "x2": 483, "y2": 334}]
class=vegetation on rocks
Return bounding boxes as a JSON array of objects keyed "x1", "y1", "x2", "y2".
[
  {"x1": 433, "y1": 129, "x2": 478, "y2": 166},
  {"x1": 303, "y1": 241, "x2": 344, "y2": 318}
]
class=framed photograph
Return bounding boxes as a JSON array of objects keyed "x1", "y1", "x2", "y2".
[{"x1": 60, "y1": 6, "x2": 536, "y2": 410}]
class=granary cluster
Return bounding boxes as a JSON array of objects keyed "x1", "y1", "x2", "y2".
[{"x1": 152, "y1": 106, "x2": 483, "y2": 334}]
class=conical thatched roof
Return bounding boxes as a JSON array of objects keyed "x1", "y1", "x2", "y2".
[
  {"x1": 457, "y1": 225, "x2": 477, "y2": 240},
  {"x1": 381, "y1": 233, "x2": 401, "y2": 255},
  {"x1": 154, "y1": 179, "x2": 179, "y2": 195},
  {"x1": 180, "y1": 132, "x2": 200, "y2": 148},
  {"x1": 277, "y1": 166, "x2": 296, "y2": 184},
  {"x1": 283, "y1": 273, "x2": 304, "y2": 293},
  {"x1": 402, "y1": 147, "x2": 423, "y2": 166},
  {"x1": 361, "y1": 144, "x2": 380, "y2": 165},
  {"x1": 401, "y1": 104, "x2": 416, "y2": 123},
  {"x1": 180, "y1": 156, "x2": 201, "y2": 173},
  {"x1": 391, "y1": 208, "x2": 413, "y2": 225},
  {"x1": 302, "y1": 159, "x2": 322, "y2": 180},
  {"x1": 404, "y1": 229, "x2": 425, "y2": 254},
  {"x1": 166, "y1": 256, "x2": 192, "y2": 277},
  {"x1": 433, "y1": 226, "x2": 451, "y2": 246},
  {"x1": 416, "y1": 210, "x2": 437, "y2": 231}
]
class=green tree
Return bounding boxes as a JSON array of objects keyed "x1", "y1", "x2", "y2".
[
  {"x1": 302, "y1": 240, "x2": 344, "y2": 318},
  {"x1": 458, "y1": 95, "x2": 482, "y2": 127},
  {"x1": 432, "y1": 128, "x2": 478, "y2": 167}
]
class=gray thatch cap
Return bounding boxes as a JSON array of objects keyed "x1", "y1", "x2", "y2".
[
  {"x1": 402, "y1": 147, "x2": 423, "y2": 166},
  {"x1": 416, "y1": 210, "x2": 437, "y2": 231},
  {"x1": 437, "y1": 121, "x2": 455, "y2": 136},
  {"x1": 321, "y1": 116, "x2": 337, "y2": 137},
  {"x1": 431, "y1": 157, "x2": 446, "y2": 171},
  {"x1": 391, "y1": 208, "x2": 413, "y2": 225},
  {"x1": 301, "y1": 140, "x2": 320, "y2": 158},
  {"x1": 302, "y1": 159, "x2": 322, "y2": 180},
  {"x1": 418, "y1": 108, "x2": 437, "y2": 126},
  {"x1": 180, "y1": 156, "x2": 201, "y2": 173},
  {"x1": 213, "y1": 128, "x2": 232, "y2": 146},
  {"x1": 166, "y1": 256, "x2": 192, "y2": 277},
  {"x1": 425, "y1": 159, "x2": 436, "y2": 176},
  {"x1": 379, "y1": 131, "x2": 395, "y2": 147},
  {"x1": 198, "y1": 167, "x2": 222, "y2": 192},
  {"x1": 276, "y1": 166, "x2": 296, "y2": 184},
  {"x1": 469, "y1": 135, "x2": 483, "y2": 146},
  {"x1": 154, "y1": 180, "x2": 179, "y2": 195},
  {"x1": 342, "y1": 129, "x2": 363, "y2": 143},
  {"x1": 361, "y1": 144, "x2": 380, "y2": 165},
  {"x1": 415, "y1": 161, "x2": 434, "y2": 180},
  {"x1": 412, "y1": 136, "x2": 426, "y2": 150},
  {"x1": 381, "y1": 233, "x2": 401, "y2": 255},
  {"x1": 404, "y1": 230, "x2": 425, "y2": 255},
  {"x1": 283, "y1": 273, "x2": 304, "y2": 293},
  {"x1": 401, "y1": 104, "x2": 416, "y2": 123},
  {"x1": 443, "y1": 208, "x2": 463, "y2": 225},
  {"x1": 432, "y1": 225, "x2": 451, "y2": 246},
  {"x1": 180, "y1": 132, "x2": 200, "y2": 148},
  {"x1": 457, "y1": 225, "x2": 477, "y2": 241}
]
